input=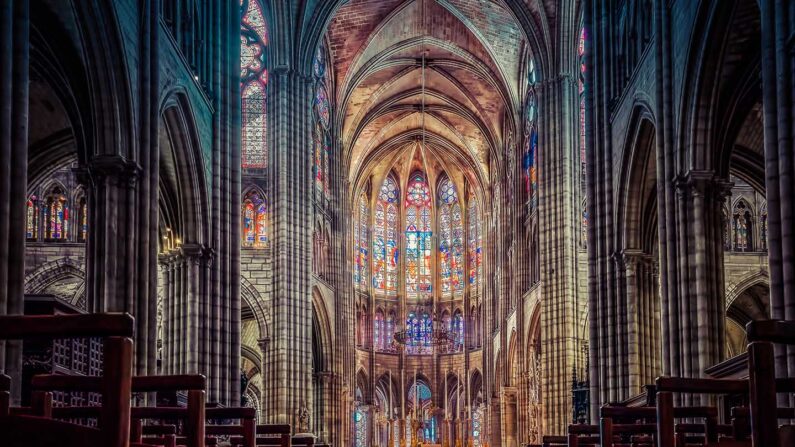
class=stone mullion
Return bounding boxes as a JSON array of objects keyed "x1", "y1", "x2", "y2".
[{"x1": 269, "y1": 67, "x2": 314, "y2": 429}]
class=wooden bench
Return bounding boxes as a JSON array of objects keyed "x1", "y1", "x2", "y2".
[
  {"x1": 746, "y1": 319, "x2": 795, "y2": 447},
  {"x1": 599, "y1": 406, "x2": 657, "y2": 447},
  {"x1": 31, "y1": 374, "x2": 207, "y2": 447},
  {"x1": 205, "y1": 406, "x2": 257, "y2": 447},
  {"x1": 0, "y1": 313, "x2": 135, "y2": 447},
  {"x1": 655, "y1": 376, "x2": 750, "y2": 447}
]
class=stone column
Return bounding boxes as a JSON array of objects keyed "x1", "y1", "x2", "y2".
[
  {"x1": 0, "y1": 0, "x2": 29, "y2": 404},
  {"x1": 760, "y1": 0, "x2": 795, "y2": 376},
  {"x1": 264, "y1": 66, "x2": 314, "y2": 428}
]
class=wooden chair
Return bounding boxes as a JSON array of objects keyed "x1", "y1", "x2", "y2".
[
  {"x1": 254, "y1": 424, "x2": 292, "y2": 446},
  {"x1": 746, "y1": 319, "x2": 795, "y2": 447},
  {"x1": 655, "y1": 376, "x2": 749, "y2": 447},
  {"x1": 566, "y1": 422, "x2": 600, "y2": 446},
  {"x1": 0, "y1": 313, "x2": 135, "y2": 447},
  {"x1": 35, "y1": 374, "x2": 207, "y2": 447},
  {"x1": 600, "y1": 406, "x2": 657, "y2": 447},
  {"x1": 205, "y1": 406, "x2": 257, "y2": 447}
]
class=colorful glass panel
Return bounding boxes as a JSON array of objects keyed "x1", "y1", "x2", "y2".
[
  {"x1": 45, "y1": 187, "x2": 68, "y2": 241},
  {"x1": 438, "y1": 179, "x2": 464, "y2": 294},
  {"x1": 472, "y1": 405, "x2": 484, "y2": 446},
  {"x1": 354, "y1": 409, "x2": 366, "y2": 447},
  {"x1": 761, "y1": 205, "x2": 768, "y2": 251},
  {"x1": 241, "y1": 0, "x2": 268, "y2": 169},
  {"x1": 374, "y1": 311, "x2": 383, "y2": 350},
  {"x1": 373, "y1": 177, "x2": 399, "y2": 292},
  {"x1": 579, "y1": 27, "x2": 587, "y2": 244},
  {"x1": 26, "y1": 196, "x2": 37, "y2": 240},
  {"x1": 406, "y1": 172, "x2": 432, "y2": 297},
  {"x1": 467, "y1": 192, "x2": 482, "y2": 291},
  {"x1": 242, "y1": 191, "x2": 268, "y2": 248},
  {"x1": 355, "y1": 194, "x2": 369, "y2": 288},
  {"x1": 78, "y1": 197, "x2": 87, "y2": 242}
]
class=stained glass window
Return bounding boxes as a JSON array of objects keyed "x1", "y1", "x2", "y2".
[
  {"x1": 733, "y1": 201, "x2": 752, "y2": 252},
  {"x1": 523, "y1": 59, "x2": 539, "y2": 212},
  {"x1": 374, "y1": 311, "x2": 383, "y2": 350},
  {"x1": 408, "y1": 383, "x2": 433, "y2": 441},
  {"x1": 385, "y1": 312, "x2": 395, "y2": 352},
  {"x1": 373, "y1": 176, "x2": 399, "y2": 292},
  {"x1": 78, "y1": 197, "x2": 87, "y2": 242},
  {"x1": 241, "y1": 0, "x2": 268, "y2": 168},
  {"x1": 438, "y1": 178, "x2": 464, "y2": 295},
  {"x1": 354, "y1": 408, "x2": 367, "y2": 447},
  {"x1": 406, "y1": 172, "x2": 432, "y2": 297},
  {"x1": 472, "y1": 405, "x2": 484, "y2": 447},
  {"x1": 579, "y1": 26, "x2": 588, "y2": 245},
  {"x1": 405, "y1": 312, "x2": 432, "y2": 354},
  {"x1": 242, "y1": 190, "x2": 268, "y2": 248},
  {"x1": 313, "y1": 44, "x2": 332, "y2": 199},
  {"x1": 26, "y1": 195, "x2": 38, "y2": 240},
  {"x1": 760, "y1": 204, "x2": 767, "y2": 251},
  {"x1": 44, "y1": 186, "x2": 68, "y2": 241},
  {"x1": 453, "y1": 311, "x2": 464, "y2": 351},
  {"x1": 467, "y1": 191, "x2": 482, "y2": 292},
  {"x1": 355, "y1": 193, "x2": 369, "y2": 288}
]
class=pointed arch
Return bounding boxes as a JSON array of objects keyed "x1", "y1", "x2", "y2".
[
  {"x1": 405, "y1": 170, "x2": 432, "y2": 297},
  {"x1": 373, "y1": 174, "x2": 399, "y2": 293},
  {"x1": 241, "y1": 0, "x2": 269, "y2": 169}
]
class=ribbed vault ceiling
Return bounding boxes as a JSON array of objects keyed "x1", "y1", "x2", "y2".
[{"x1": 327, "y1": 0, "x2": 530, "y2": 189}]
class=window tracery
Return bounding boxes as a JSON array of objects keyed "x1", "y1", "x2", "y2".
[
  {"x1": 355, "y1": 192, "x2": 370, "y2": 288},
  {"x1": 26, "y1": 195, "x2": 38, "y2": 240},
  {"x1": 406, "y1": 172, "x2": 432, "y2": 297},
  {"x1": 240, "y1": 0, "x2": 268, "y2": 169},
  {"x1": 438, "y1": 178, "x2": 463, "y2": 295},
  {"x1": 313, "y1": 44, "x2": 332, "y2": 199},
  {"x1": 44, "y1": 185, "x2": 69, "y2": 241},
  {"x1": 242, "y1": 190, "x2": 268, "y2": 248},
  {"x1": 733, "y1": 200, "x2": 753, "y2": 252},
  {"x1": 523, "y1": 59, "x2": 539, "y2": 213},
  {"x1": 373, "y1": 176, "x2": 399, "y2": 292}
]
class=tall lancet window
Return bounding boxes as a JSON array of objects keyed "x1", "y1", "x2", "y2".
[
  {"x1": 26, "y1": 195, "x2": 38, "y2": 240},
  {"x1": 405, "y1": 171, "x2": 433, "y2": 297},
  {"x1": 77, "y1": 196, "x2": 87, "y2": 242},
  {"x1": 438, "y1": 178, "x2": 464, "y2": 295},
  {"x1": 312, "y1": 43, "x2": 332, "y2": 199},
  {"x1": 242, "y1": 190, "x2": 268, "y2": 248},
  {"x1": 373, "y1": 176, "x2": 399, "y2": 292},
  {"x1": 241, "y1": 0, "x2": 268, "y2": 168},
  {"x1": 44, "y1": 185, "x2": 68, "y2": 241},
  {"x1": 733, "y1": 200, "x2": 753, "y2": 252},
  {"x1": 523, "y1": 59, "x2": 539, "y2": 212},
  {"x1": 579, "y1": 26, "x2": 588, "y2": 247},
  {"x1": 354, "y1": 192, "x2": 369, "y2": 288},
  {"x1": 468, "y1": 191, "x2": 482, "y2": 291},
  {"x1": 760, "y1": 203, "x2": 767, "y2": 251}
]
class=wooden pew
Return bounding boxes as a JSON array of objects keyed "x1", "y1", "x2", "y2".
[
  {"x1": 599, "y1": 406, "x2": 657, "y2": 447},
  {"x1": 746, "y1": 319, "x2": 795, "y2": 447},
  {"x1": 33, "y1": 374, "x2": 207, "y2": 447},
  {"x1": 0, "y1": 313, "x2": 135, "y2": 447},
  {"x1": 205, "y1": 406, "x2": 257, "y2": 447},
  {"x1": 655, "y1": 377, "x2": 749, "y2": 447},
  {"x1": 566, "y1": 423, "x2": 599, "y2": 446}
]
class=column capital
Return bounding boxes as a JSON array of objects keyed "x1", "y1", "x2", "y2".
[{"x1": 85, "y1": 154, "x2": 143, "y2": 185}]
